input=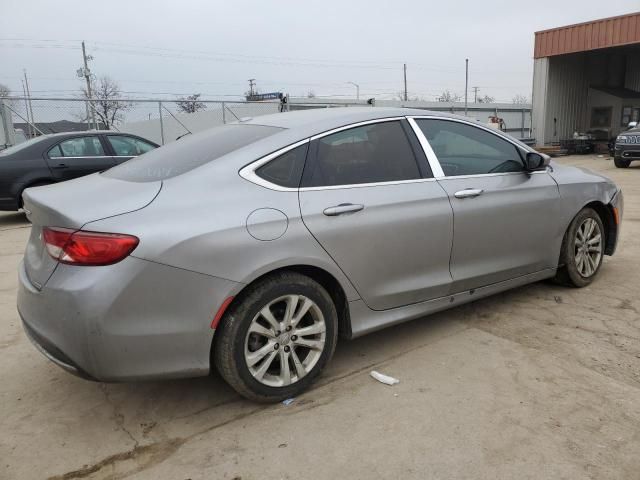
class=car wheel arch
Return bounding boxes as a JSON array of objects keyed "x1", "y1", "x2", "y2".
[
  {"x1": 582, "y1": 200, "x2": 617, "y2": 256},
  {"x1": 213, "y1": 264, "x2": 352, "y2": 346},
  {"x1": 18, "y1": 179, "x2": 55, "y2": 208}
]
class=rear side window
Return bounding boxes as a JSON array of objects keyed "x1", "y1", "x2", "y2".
[
  {"x1": 256, "y1": 143, "x2": 308, "y2": 188},
  {"x1": 107, "y1": 136, "x2": 156, "y2": 156},
  {"x1": 305, "y1": 121, "x2": 421, "y2": 187},
  {"x1": 103, "y1": 124, "x2": 282, "y2": 181},
  {"x1": 416, "y1": 119, "x2": 524, "y2": 176}
]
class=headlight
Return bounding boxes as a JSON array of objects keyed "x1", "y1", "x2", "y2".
[{"x1": 616, "y1": 136, "x2": 626, "y2": 144}]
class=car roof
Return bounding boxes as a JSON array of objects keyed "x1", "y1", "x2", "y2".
[{"x1": 243, "y1": 107, "x2": 460, "y2": 137}]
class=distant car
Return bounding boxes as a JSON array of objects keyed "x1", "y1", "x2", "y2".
[
  {"x1": 0, "y1": 131, "x2": 158, "y2": 211},
  {"x1": 614, "y1": 122, "x2": 640, "y2": 168}
]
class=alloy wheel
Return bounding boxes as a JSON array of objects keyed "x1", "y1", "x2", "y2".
[
  {"x1": 574, "y1": 218, "x2": 602, "y2": 278},
  {"x1": 244, "y1": 294, "x2": 326, "y2": 387}
]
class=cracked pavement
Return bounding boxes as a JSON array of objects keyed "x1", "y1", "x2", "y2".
[{"x1": 1, "y1": 154, "x2": 639, "y2": 479}]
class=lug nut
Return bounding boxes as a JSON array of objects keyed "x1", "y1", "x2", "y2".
[
  {"x1": 274, "y1": 343, "x2": 279, "y2": 350},
  {"x1": 291, "y1": 335, "x2": 297, "y2": 341},
  {"x1": 276, "y1": 330, "x2": 281, "y2": 336},
  {"x1": 286, "y1": 326, "x2": 292, "y2": 331},
  {"x1": 284, "y1": 346, "x2": 290, "y2": 352}
]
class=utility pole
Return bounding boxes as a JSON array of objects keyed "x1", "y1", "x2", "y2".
[
  {"x1": 472, "y1": 86, "x2": 479, "y2": 103},
  {"x1": 403, "y1": 63, "x2": 408, "y2": 101},
  {"x1": 81, "y1": 41, "x2": 97, "y2": 129},
  {"x1": 23, "y1": 70, "x2": 35, "y2": 137},
  {"x1": 248, "y1": 78, "x2": 256, "y2": 97},
  {"x1": 20, "y1": 79, "x2": 32, "y2": 138},
  {"x1": 464, "y1": 59, "x2": 469, "y2": 116}
]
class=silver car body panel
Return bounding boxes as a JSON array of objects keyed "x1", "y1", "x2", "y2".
[{"x1": 16, "y1": 107, "x2": 622, "y2": 380}]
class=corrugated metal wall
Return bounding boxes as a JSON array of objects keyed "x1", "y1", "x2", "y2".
[
  {"x1": 626, "y1": 53, "x2": 640, "y2": 91},
  {"x1": 534, "y1": 12, "x2": 640, "y2": 58},
  {"x1": 543, "y1": 54, "x2": 590, "y2": 142}
]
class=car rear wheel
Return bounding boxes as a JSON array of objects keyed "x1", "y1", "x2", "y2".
[
  {"x1": 554, "y1": 208, "x2": 604, "y2": 287},
  {"x1": 614, "y1": 157, "x2": 630, "y2": 168},
  {"x1": 213, "y1": 272, "x2": 338, "y2": 402}
]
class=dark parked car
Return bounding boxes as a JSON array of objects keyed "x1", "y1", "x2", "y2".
[
  {"x1": 0, "y1": 132, "x2": 158, "y2": 211},
  {"x1": 614, "y1": 123, "x2": 640, "y2": 168}
]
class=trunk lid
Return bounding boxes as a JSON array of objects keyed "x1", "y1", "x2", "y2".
[{"x1": 22, "y1": 173, "x2": 161, "y2": 289}]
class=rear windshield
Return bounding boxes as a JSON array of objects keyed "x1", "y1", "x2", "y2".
[
  {"x1": 103, "y1": 124, "x2": 282, "y2": 182},
  {"x1": 0, "y1": 136, "x2": 47, "y2": 156}
]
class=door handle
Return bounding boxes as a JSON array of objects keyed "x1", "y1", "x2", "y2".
[
  {"x1": 323, "y1": 203, "x2": 365, "y2": 216},
  {"x1": 454, "y1": 188, "x2": 484, "y2": 199},
  {"x1": 52, "y1": 163, "x2": 68, "y2": 169}
]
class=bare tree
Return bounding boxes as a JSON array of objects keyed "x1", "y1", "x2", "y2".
[
  {"x1": 0, "y1": 83, "x2": 10, "y2": 97},
  {"x1": 81, "y1": 76, "x2": 131, "y2": 129},
  {"x1": 512, "y1": 94, "x2": 529, "y2": 105},
  {"x1": 307, "y1": 90, "x2": 316, "y2": 98},
  {"x1": 477, "y1": 94, "x2": 495, "y2": 103},
  {"x1": 437, "y1": 90, "x2": 462, "y2": 102},
  {"x1": 176, "y1": 94, "x2": 207, "y2": 113}
]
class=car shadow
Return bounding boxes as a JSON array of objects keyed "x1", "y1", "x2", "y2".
[{"x1": 0, "y1": 211, "x2": 29, "y2": 229}]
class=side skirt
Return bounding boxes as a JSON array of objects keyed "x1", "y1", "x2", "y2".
[{"x1": 348, "y1": 268, "x2": 556, "y2": 338}]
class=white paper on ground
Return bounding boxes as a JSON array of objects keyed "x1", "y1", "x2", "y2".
[{"x1": 370, "y1": 370, "x2": 400, "y2": 386}]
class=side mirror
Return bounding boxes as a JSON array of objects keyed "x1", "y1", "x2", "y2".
[
  {"x1": 525, "y1": 152, "x2": 550, "y2": 171},
  {"x1": 628, "y1": 121, "x2": 638, "y2": 130}
]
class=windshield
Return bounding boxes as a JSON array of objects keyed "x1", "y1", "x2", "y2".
[
  {"x1": 103, "y1": 124, "x2": 283, "y2": 182},
  {"x1": 0, "y1": 136, "x2": 46, "y2": 156}
]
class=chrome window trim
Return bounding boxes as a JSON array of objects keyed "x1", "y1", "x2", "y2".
[
  {"x1": 239, "y1": 116, "x2": 425, "y2": 192},
  {"x1": 239, "y1": 138, "x2": 310, "y2": 192},
  {"x1": 47, "y1": 155, "x2": 113, "y2": 160},
  {"x1": 406, "y1": 115, "x2": 534, "y2": 180}
]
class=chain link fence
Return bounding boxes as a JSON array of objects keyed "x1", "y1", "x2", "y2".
[{"x1": 0, "y1": 96, "x2": 531, "y2": 148}]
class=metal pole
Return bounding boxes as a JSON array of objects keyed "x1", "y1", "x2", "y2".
[
  {"x1": 222, "y1": 102, "x2": 226, "y2": 124},
  {"x1": 403, "y1": 63, "x2": 408, "y2": 101},
  {"x1": 347, "y1": 82, "x2": 359, "y2": 101},
  {"x1": 21, "y1": 80, "x2": 32, "y2": 138},
  {"x1": 82, "y1": 41, "x2": 97, "y2": 129},
  {"x1": 158, "y1": 101, "x2": 165, "y2": 145},
  {"x1": 23, "y1": 70, "x2": 36, "y2": 137},
  {"x1": 521, "y1": 108, "x2": 525, "y2": 138},
  {"x1": 464, "y1": 59, "x2": 469, "y2": 116}
]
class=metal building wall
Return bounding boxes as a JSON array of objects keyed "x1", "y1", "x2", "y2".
[{"x1": 625, "y1": 53, "x2": 640, "y2": 90}]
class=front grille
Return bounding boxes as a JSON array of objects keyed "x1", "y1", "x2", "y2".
[{"x1": 617, "y1": 135, "x2": 640, "y2": 145}]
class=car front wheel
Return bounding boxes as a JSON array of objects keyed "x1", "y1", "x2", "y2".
[
  {"x1": 554, "y1": 208, "x2": 605, "y2": 287},
  {"x1": 614, "y1": 157, "x2": 630, "y2": 168},
  {"x1": 214, "y1": 272, "x2": 338, "y2": 402}
]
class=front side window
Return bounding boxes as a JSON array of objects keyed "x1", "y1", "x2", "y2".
[
  {"x1": 107, "y1": 136, "x2": 156, "y2": 156},
  {"x1": 416, "y1": 119, "x2": 524, "y2": 176},
  {"x1": 50, "y1": 137, "x2": 105, "y2": 158},
  {"x1": 256, "y1": 143, "x2": 308, "y2": 188},
  {"x1": 306, "y1": 121, "x2": 421, "y2": 187}
]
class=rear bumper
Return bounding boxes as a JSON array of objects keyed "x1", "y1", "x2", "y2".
[{"x1": 17, "y1": 256, "x2": 241, "y2": 381}]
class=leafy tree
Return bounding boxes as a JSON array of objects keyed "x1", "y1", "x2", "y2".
[{"x1": 177, "y1": 94, "x2": 207, "y2": 113}]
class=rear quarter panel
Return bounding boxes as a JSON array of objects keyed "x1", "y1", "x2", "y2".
[{"x1": 85, "y1": 161, "x2": 361, "y2": 302}]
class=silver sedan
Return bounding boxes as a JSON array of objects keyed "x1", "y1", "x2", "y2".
[{"x1": 17, "y1": 108, "x2": 623, "y2": 402}]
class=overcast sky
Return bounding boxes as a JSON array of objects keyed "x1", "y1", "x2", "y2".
[{"x1": 0, "y1": 0, "x2": 638, "y2": 103}]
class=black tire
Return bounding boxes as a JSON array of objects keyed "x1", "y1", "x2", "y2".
[
  {"x1": 213, "y1": 271, "x2": 338, "y2": 403},
  {"x1": 554, "y1": 208, "x2": 605, "y2": 287},
  {"x1": 614, "y1": 157, "x2": 630, "y2": 168}
]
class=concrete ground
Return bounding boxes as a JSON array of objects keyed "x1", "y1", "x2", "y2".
[{"x1": 1, "y1": 154, "x2": 639, "y2": 480}]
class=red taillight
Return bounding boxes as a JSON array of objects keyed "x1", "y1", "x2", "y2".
[{"x1": 43, "y1": 227, "x2": 139, "y2": 266}]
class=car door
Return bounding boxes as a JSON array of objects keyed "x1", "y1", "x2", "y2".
[
  {"x1": 412, "y1": 117, "x2": 561, "y2": 293},
  {"x1": 46, "y1": 136, "x2": 115, "y2": 181},
  {"x1": 299, "y1": 118, "x2": 454, "y2": 311},
  {"x1": 105, "y1": 135, "x2": 157, "y2": 165}
]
